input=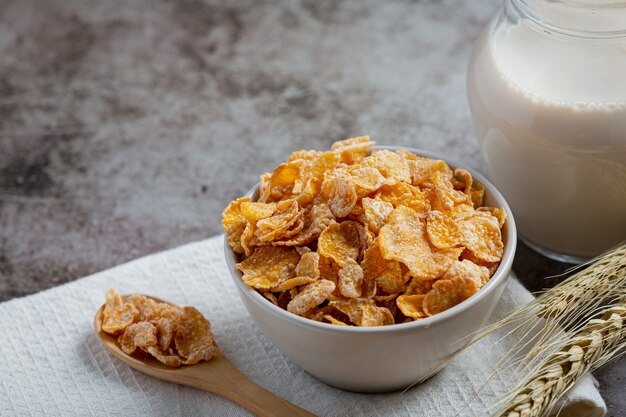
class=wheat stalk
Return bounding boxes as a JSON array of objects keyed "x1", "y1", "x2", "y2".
[{"x1": 497, "y1": 301, "x2": 626, "y2": 417}]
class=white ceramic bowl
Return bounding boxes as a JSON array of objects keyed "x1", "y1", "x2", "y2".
[{"x1": 224, "y1": 146, "x2": 517, "y2": 393}]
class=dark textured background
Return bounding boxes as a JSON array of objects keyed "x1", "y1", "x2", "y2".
[{"x1": 0, "y1": 0, "x2": 623, "y2": 414}]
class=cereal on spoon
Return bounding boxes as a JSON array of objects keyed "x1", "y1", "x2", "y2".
[
  {"x1": 222, "y1": 137, "x2": 505, "y2": 326},
  {"x1": 101, "y1": 289, "x2": 218, "y2": 367}
]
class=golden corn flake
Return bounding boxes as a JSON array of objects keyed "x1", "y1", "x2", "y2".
[
  {"x1": 287, "y1": 279, "x2": 336, "y2": 316},
  {"x1": 237, "y1": 246, "x2": 300, "y2": 289},
  {"x1": 255, "y1": 201, "x2": 303, "y2": 242},
  {"x1": 101, "y1": 291, "x2": 218, "y2": 367},
  {"x1": 222, "y1": 138, "x2": 506, "y2": 325},
  {"x1": 478, "y1": 206, "x2": 507, "y2": 228},
  {"x1": 378, "y1": 206, "x2": 461, "y2": 281},
  {"x1": 338, "y1": 258, "x2": 363, "y2": 298},
  {"x1": 362, "y1": 150, "x2": 411, "y2": 184},
  {"x1": 361, "y1": 197, "x2": 394, "y2": 234},
  {"x1": 444, "y1": 259, "x2": 490, "y2": 287},
  {"x1": 331, "y1": 135, "x2": 376, "y2": 164},
  {"x1": 404, "y1": 156, "x2": 451, "y2": 187},
  {"x1": 426, "y1": 210, "x2": 461, "y2": 249},
  {"x1": 376, "y1": 182, "x2": 430, "y2": 215},
  {"x1": 459, "y1": 213, "x2": 504, "y2": 263},
  {"x1": 222, "y1": 197, "x2": 251, "y2": 254},
  {"x1": 271, "y1": 276, "x2": 316, "y2": 292},
  {"x1": 295, "y1": 251, "x2": 320, "y2": 280},
  {"x1": 348, "y1": 166, "x2": 387, "y2": 196},
  {"x1": 145, "y1": 346, "x2": 182, "y2": 367},
  {"x1": 175, "y1": 307, "x2": 219, "y2": 365},
  {"x1": 320, "y1": 174, "x2": 358, "y2": 218},
  {"x1": 396, "y1": 294, "x2": 426, "y2": 319},
  {"x1": 405, "y1": 277, "x2": 434, "y2": 295},
  {"x1": 102, "y1": 289, "x2": 139, "y2": 334},
  {"x1": 330, "y1": 298, "x2": 394, "y2": 326},
  {"x1": 423, "y1": 275, "x2": 480, "y2": 316},
  {"x1": 118, "y1": 321, "x2": 157, "y2": 355},
  {"x1": 317, "y1": 220, "x2": 361, "y2": 267},
  {"x1": 271, "y1": 203, "x2": 334, "y2": 246}
]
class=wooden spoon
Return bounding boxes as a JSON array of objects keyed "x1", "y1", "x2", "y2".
[{"x1": 94, "y1": 295, "x2": 316, "y2": 417}]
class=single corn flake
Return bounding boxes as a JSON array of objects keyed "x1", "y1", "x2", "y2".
[
  {"x1": 102, "y1": 289, "x2": 139, "y2": 335},
  {"x1": 145, "y1": 346, "x2": 182, "y2": 367},
  {"x1": 361, "y1": 240, "x2": 405, "y2": 294},
  {"x1": 271, "y1": 276, "x2": 316, "y2": 292},
  {"x1": 329, "y1": 298, "x2": 394, "y2": 326},
  {"x1": 295, "y1": 252, "x2": 320, "y2": 280},
  {"x1": 423, "y1": 276, "x2": 479, "y2": 316},
  {"x1": 118, "y1": 321, "x2": 157, "y2": 355},
  {"x1": 396, "y1": 294, "x2": 426, "y2": 319},
  {"x1": 443, "y1": 259, "x2": 490, "y2": 287},
  {"x1": 426, "y1": 210, "x2": 461, "y2": 249},
  {"x1": 405, "y1": 277, "x2": 434, "y2": 295},
  {"x1": 338, "y1": 258, "x2": 363, "y2": 298},
  {"x1": 222, "y1": 197, "x2": 251, "y2": 254},
  {"x1": 240, "y1": 201, "x2": 277, "y2": 223},
  {"x1": 320, "y1": 174, "x2": 358, "y2": 218},
  {"x1": 287, "y1": 279, "x2": 336, "y2": 316},
  {"x1": 255, "y1": 201, "x2": 303, "y2": 242},
  {"x1": 348, "y1": 166, "x2": 386, "y2": 196},
  {"x1": 262, "y1": 292, "x2": 279, "y2": 305},
  {"x1": 175, "y1": 307, "x2": 219, "y2": 365},
  {"x1": 403, "y1": 156, "x2": 451, "y2": 187},
  {"x1": 453, "y1": 168, "x2": 473, "y2": 195},
  {"x1": 237, "y1": 246, "x2": 300, "y2": 289},
  {"x1": 477, "y1": 206, "x2": 507, "y2": 228},
  {"x1": 459, "y1": 213, "x2": 504, "y2": 263},
  {"x1": 317, "y1": 220, "x2": 362, "y2": 267},
  {"x1": 375, "y1": 182, "x2": 430, "y2": 215},
  {"x1": 361, "y1": 197, "x2": 394, "y2": 234},
  {"x1": 378, "y1": 206, "x2": 461, "y2": 281},
  {"x1": 331, "y1": 136, "x2": 375, "y2": 164},
  {"x1": 362, "y1": 150, "x2": 411, "y2": 184},
  {"x1": 271, "y1": 203, "x2": 335, "y2": 247}
]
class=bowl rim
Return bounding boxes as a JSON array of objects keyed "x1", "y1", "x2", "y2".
[{"x1": 224, "y1": 145, "x2": 517, "y2": 333}]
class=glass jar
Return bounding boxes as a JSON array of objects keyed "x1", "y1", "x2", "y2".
[{"x1": 467, "y1": 0, "x2": 626, "y2": 263}]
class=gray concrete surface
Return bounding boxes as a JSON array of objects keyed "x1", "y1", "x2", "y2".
[{"x1": 0, "y1": 0, "x2": 623, "y2": 414}]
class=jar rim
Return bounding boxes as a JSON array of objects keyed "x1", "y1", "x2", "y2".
[{"x1": 510, "y1": 0, "x2": 626, "y2": 39}]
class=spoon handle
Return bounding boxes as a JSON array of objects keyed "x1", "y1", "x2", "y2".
[{"x1": 184, "y1": 355, "x2": 317, "y2": 417}]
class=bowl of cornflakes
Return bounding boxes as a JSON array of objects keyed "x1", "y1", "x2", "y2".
[{"x1": 222, "y1": 137, "x2": 516, "y2": 393}]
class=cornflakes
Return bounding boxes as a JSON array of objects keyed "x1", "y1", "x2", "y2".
[
  {"x1": 329, "y1": 298, "x2": 394, "y2": 326},
  {"x1": 320, "y1": 174, "x2": 358, "y2": 218},
  {"x1": 426, "y1": 210, "x2": 461, "y2": 249},
  {"x1": 338, "y1": 258, "x2": 363, "y2": 298},
  {"x1": 237, "y1": 246, "x2": 300, "y2": 289},
  {"x1": 223, "y1": 138, "x2": 506, "y2": 326},
  {"x1": 361, "y1": 197, "x2": 394, "y2": 234},
  {"x1": 221, "y1": 197, "x2": 250, "y2": 254},
  {"x1": 101, "y1": 291, "x2": 218, "y2": 367},
  {"x1": 317, "y1": 220, "x2": 362, "y2": 267},
  {"x1": 118, "y1": 321, "x2": 157, "y2": 355},
  {"x1": 459, "y1": 213, "x2": 504, "y2": 263},
  {"x1": 396, "y1": 294, "x2": 426, "y2": 319},
  {"x1": 175, "y1": 307, "x2": 219, "y2": 365},
  {"x1": 423, "y1": 275, "x2": 480, "y2": 316},
  {"x1": 295, "y1": 252, "x2": 320, "y2": 280},
  {"x1": 102, "y1": 289, "x2": 139, "y2": 334},
  {"x1": 378, "y1": 206, "x2": 461, "y2": 281},
  {"x1": 362, "y1": 150, "x2": 411, "y2": 184},
  {"x1": 287, "y1": 279, "x2": 336, "y2": 316}
]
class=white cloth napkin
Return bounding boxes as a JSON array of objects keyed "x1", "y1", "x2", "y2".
[{"x1": 0, "y1": 236, "x2": 606, "y2": 417}]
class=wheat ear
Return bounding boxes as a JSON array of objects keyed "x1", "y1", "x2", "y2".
[{"x1": 498, "y1": 300, "x2": 626, "y2": 417}]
